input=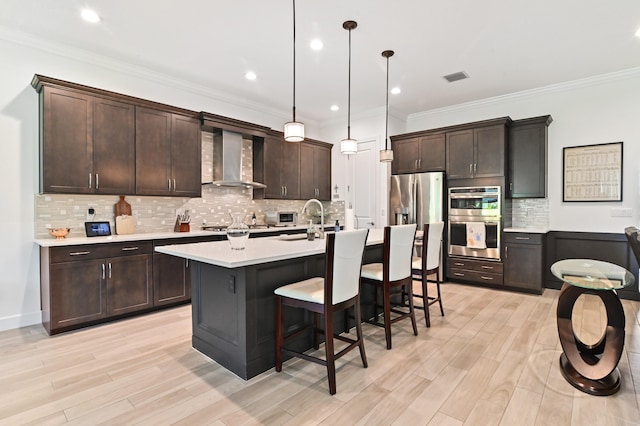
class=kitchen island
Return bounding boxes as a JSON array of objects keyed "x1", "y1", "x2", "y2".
[{"x1": 156, "y1": 229, "x2": 384, "y2": 379}]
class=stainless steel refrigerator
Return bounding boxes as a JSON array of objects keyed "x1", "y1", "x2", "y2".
[{"x1": 389, "y1": 172, "x2": 444, "y2": 227}]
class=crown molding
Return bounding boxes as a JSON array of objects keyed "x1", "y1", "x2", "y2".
[
  {"x1": 408, "y1": 67, "x2": 640, "y2": 121},
  {"x1": 0, "y1": 26, "x2": 320, "y2": 129}
]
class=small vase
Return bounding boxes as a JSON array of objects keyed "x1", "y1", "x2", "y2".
[{"x1": 226, "y1": 213, "x2": 250, "y2": 250}]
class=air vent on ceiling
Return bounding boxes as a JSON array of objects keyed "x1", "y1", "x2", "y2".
[{"x1": 443, "y1": 71, "x2": 469, "y2": 83}]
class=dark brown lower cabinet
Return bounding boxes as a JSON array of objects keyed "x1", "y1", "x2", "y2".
[
  {"x1": 41, "y1": 242, "x2": 153, "y2": 335},
  {"x1": 503, "y1": 232, "x2": 545, "y2": 294},
  {"x1": 447, "y1": 257, "x2": 504, "y2": 285},
  {"x1": 153, "y1": 252, "x2": 190, "y2": 306}
]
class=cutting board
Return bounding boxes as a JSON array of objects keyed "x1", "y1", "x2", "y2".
[
  {"x1": 116, "y1": 215, "x2": 135, "y2": 235},
  {"x1": 115, "y1": 195, "x2": 132, "y2": 216}
]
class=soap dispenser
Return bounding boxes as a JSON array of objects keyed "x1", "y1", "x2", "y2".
[{"x1": 307, "y1": 220, "x2": 316, "y2": 241}]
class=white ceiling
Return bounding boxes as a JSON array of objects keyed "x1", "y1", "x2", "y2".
[{"x1": 2, "y1": 0, "x2": 640, "y2": 125}]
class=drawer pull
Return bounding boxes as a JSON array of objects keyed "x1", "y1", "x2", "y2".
[
  {"x1": 454, "y1": 272, "x2": 465, "y2": 276},
  {"x1": 515, "y1": 237, "x2": 530, "y2": 240},
  {"x1": 454, "y1": 262, "x2": 465, "y2": 266},
  {"x1": 481, "y1": 265, "x2": 494, "y2": 270},
  {"x1": 121, "y1": 247, "x2": 140, "y2": 251},
  {"x1": 69, "y1": 251, "x2": 90, "y2": 256},
  {"x1": 480, "y1": 276, "x2": 494, "y2": 281}
]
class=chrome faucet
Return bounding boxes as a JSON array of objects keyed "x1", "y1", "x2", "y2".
[{"x1": 301, "y1": 198, "x2": 325, "y2": 239}]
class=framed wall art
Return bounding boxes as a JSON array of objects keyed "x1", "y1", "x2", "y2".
[{"x1": 563, "y1": 141, "x2": 623, "y2": 202}]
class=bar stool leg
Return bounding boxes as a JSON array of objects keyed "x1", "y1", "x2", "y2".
[
  {"x1": 383, "y1": 285, "x2": 393, "y2": 349},
  {"x1": 275, "y1": 296, "x2": 283, "y2": 372},
  {"x1": 354, "y1": 297, "x2": 368, "y2": 368}
]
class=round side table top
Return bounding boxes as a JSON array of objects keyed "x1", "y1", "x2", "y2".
[{"x1": 551, "y1": 259, "x2": 635, "y2": 291}]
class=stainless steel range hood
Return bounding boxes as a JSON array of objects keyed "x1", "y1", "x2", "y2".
[{"x1": 204, "y1": 129, "x2": 266, "y2": 188}]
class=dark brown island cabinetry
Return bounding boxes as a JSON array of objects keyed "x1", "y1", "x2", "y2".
[
  {"x1": 32, "y1": 74, "x2": 201, "y2": 197},
  {"x1": 503, "y1": 232, "x2": 545, "y2": 293},
  {"x1": 36, "y1": 85, "x2": 136, "y2": 194},
  {"x1": 447, "y1": 257, "x2": 504, "y2": 286},
  {"x1": 40, "y1": 242, "x2": 153, "y2": 335},
  {"x1": 135, "y1": 107, "x2": 202, "y2": 197},
  {"x1": 446, "y1": 121, "x2": 509, "y2": 179},
  {"x1": 390, "y1": 133, "x2": 446, "y2": 174},
  {"x1": 507, "y1": 115, "x2": 553, "y2": 198},
  {"x1": 300, "y1": 140, "x2": 332, "y2": 200}
]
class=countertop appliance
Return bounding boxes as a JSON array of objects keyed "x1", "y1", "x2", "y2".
[
  {"x1": 389, "y1": 172, "x2": 444, "y2": 228},
  {"x1": 265, "y1": 211, "x2": 298, "y2": 227}
]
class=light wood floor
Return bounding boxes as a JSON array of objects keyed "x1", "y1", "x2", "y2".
[{"x1": 2, "y1": 282, "x2": 640, "y2": 425}]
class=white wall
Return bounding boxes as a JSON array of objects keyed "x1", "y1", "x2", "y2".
[
  {"x1": 0, "y1": 36, "x2": 321, "y2": 331},
  {"x1": 320, "y1": 108, "x2": 404, "y2": 226},
  {"x1": 407, "y1": 68, "x2": 640, "y2": 233}
]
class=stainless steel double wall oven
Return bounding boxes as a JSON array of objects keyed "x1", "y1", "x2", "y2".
[{"x1": 448, "y1": 186, "x2": 501, "y2": 261}]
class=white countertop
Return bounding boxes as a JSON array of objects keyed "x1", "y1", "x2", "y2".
[
  {"x1": 155, "y1": 228, "x2": 384, "y2": 268},
  {"x1": 35, "y1": 224, "x2": 318, "y2": 247},
  {"x1": 503, "y1": 227, "x2": 549, "y2": 234}
]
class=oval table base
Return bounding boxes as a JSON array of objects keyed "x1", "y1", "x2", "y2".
[{"x1": 559, "y1": 353, "x2": 621, "y2": 396}]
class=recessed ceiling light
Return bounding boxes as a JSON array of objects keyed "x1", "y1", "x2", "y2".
[
  {"x1": 310, "y1": 39, "x2": 324, "y2": 50},
  {"x1": 330, "y1": 105, "x2": 339, "y2": 111},
  {"x1": 245, "y1": 71, "x2": 257, "y2": 81},
  {"x1": 391, "y1": 87, "x2": 401, "y2": 95},
  {"x1": 80, "y1": 8, "x2": 101, "y2": 23}
]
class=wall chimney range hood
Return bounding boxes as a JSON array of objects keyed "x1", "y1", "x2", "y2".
[
  {"x1": 200, "y1": 111, "x2": 270, "y2": 189},
  {"x1": 207, "y1": 130, "x2": 266, "y2": 188}
]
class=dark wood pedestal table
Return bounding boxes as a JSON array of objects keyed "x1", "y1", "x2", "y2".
[{"x1": 550, "y1": 259, "x2": 635, "y2": 396}]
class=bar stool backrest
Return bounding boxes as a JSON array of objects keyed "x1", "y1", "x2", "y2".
[
  {"x1": 387, "y1": 224, "x2": 418, "y2": 281},
  {"x1": 424, "y1": 222, "x2": 445, "y2": 270},
  {"x1": 331, "y1": 229, "x2": 369, "y2": 305}
]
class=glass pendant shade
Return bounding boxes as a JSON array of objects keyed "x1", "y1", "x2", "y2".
[
  {"x1": 341, "y1": 138, "x2": 358, "y2": 155},
  {"x1": 284, "y1": 121, "x2": 304, "y2": 142},
  {"x1": 379, "y1": 149, "x2": 394, "y2": 162}
]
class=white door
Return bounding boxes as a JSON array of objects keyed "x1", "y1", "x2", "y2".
[{"x1": 351, "y1": 138, "x2": 378, "y2": 229}]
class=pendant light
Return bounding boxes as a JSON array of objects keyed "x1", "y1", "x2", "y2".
[
  {"x1": 379, "y1": 50, "x2": 394, "y2": 162},
  {"x1": 340, "y1": 20, "x2": 358, "y2": 155},
  {"x1": 284, "y1": 0, "x2": 304, "y2": 142}
]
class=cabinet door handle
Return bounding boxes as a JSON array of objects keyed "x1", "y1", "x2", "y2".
[
  {"x1": 418, "y1": 159, "x2": 421, "y2": 168},
  {"x1": 173, "y1": 179, "x2": 176, "y2": 192},
  {"x1": 474, "y1": 163, "x2": 477, "y2": 173},
  {"x1": 108, "y1": 262, "x2": 112, "y2": 279},
  {"x1": 95, "y1": 173, "x2": 99, "y2": 190},
  {"x1": 88, "y1": 173, "x2": 92, "y2": 189},
  {"x1": 69, "y1": 251, "x2": 90, "y2": 256},
  {"x1": 168, "y1": 179, "x2": 172, "y2": 191},
  {"x1": 469, "y1": 164, "x2": 472, "y2": 174},
  {"x1": 515, "y1": 237, "x2": 530, "y2": 240},
  {"x1": 102, "y1": 263, "x2": 106, "y2": 280},
  {"x1": 121, "y1": 247, "x2": 139, "y2": 251},
  {"x1": 480, "y1": 276, "x2": 494, "y2": 281},
  {"x1": 284, "y1": 186, "x2": 287, "y2": 197},
  {"x1": 505, "y1": 246, "x2": 508, "y2": 258},
  {"x1": 510, "y1": 182, "x2": 513, "y2": 192},
  {"x1": 185, "y1": 259, "x2": 189, "y2": 269}
]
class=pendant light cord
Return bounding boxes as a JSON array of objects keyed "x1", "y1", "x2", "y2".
[
  {"x1": 385, "y1": 55, "x2": 389, "y2": 150},
  {"x1": 292, "y1": 0, "x2": 297, "y2": 122},
  {"x1": 347, "y1": 25, "x2": 352, "y2": 140}
]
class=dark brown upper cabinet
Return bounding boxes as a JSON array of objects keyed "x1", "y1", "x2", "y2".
[
  {"x1": 32, "y1": 74, "x2": 201, "y2": 197},
  {"x1": 391, "y1": 133, "x2": 446, "y2": 174},
  {"x1": 300, "y1": 140, "x2": 332, "y2": 201},
  {"x1": 37, "y1": 85, "x2": 135, "y2": 194},
  {"x1": 135, "y1": 107, "x2": 201, "y2": 197},
  {"x1": 508, "y1": 115, "x2": 552, "y2": 199},
  {"x1": 446, "y1": 123, "x2": 508, "y2": 179},
  {"x1": 254, "y1": 132, "x2": 332, "y2": 200}
]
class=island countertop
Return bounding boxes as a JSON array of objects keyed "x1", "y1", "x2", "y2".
[{"x1": 155, "y1": 228, "x2": 384, "y2": 268}]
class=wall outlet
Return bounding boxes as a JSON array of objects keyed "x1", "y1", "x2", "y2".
[
  {"x1": 86, "y1": 207, "x2": 95, "y2": 220},
  {"x1": 611, "y1": 207, "x2": 633, "y2": 217}
]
